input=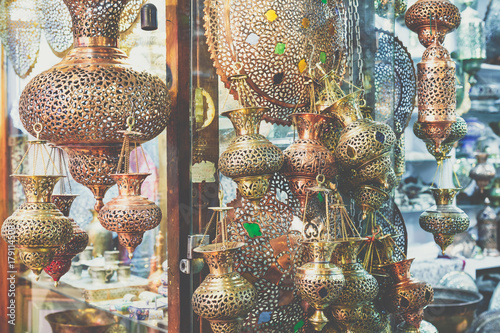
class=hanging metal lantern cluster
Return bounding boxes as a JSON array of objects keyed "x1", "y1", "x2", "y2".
[
  {"x1": 383, "y1": 259, "x2": 434, "y2": 331},
  {"x1": 414, "y1": 116, "x2": 467, "y2": 162},
  {"x1": 1, "y1": 126, "x2": 73, "y2": 278},
  {"x1": 192, "y1": 206, "x2": 257, "y2": 333},
  {"x1": 419, "y1": 188, "x2": 470, "y2": 254},
  {"x1": 18, "y1": 0, "x2": 171, "y2": 212},
  {"x1": 406, "y1": 0, "x2": 461, "y2": 153},
  {"x1": 469, "y1": 153, "x2": 496, "y2": 193},
  {"x1": 98, "y1": 118, "x2": 162, "y2": 259},
  {"x1": 218, "y1": 70, "x2": 284, "y2": 206},
  {"x1": 45, "y1": 194, "x2": 88, "y2": 286}
]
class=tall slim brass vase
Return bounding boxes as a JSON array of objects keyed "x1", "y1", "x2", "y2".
[
  {"x1": 192, "y1": 242, "x2": 257, "y2": 333},
  {"x1": 295, "y1": 241, "x2": 345, "y2": 331},
  {"x1": 1, "y1": 176, "x2": 73, "y2": 277},
  {"x1": 44, "y1": 194, "x2": 89, "y2": 285}
]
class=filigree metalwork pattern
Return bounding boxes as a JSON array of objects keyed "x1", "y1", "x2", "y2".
[
  {"x1": 37, "y1": 0, "x2": 73, "y2": 56},
  {"x1": 330, "y1": 303, "x2": 389, "y2": 333},
  {"x1": 204, "y1": 0, "x2": 346, "y2": 125},
  {"x1": 226, "y1": 173, "x2": 312, "y2": 332},
  {"x1": 352, "y1": 185, "x2": 390, "y2": 216},
  {"x1": 119, "y1": 0, "x2": 145, "y2": 32},
  {"x1": 51, "y1": 194, "x2": 77, "y2": 217},
  {"x1": 0, "y1": 0, "x2": 40, "y2": 77},
  {"x1": 405, "y1": 0, "x2": 460, "y2": 47},
  {"x1": 374, "y1": 30, "x2": 416, "y2": 136}
]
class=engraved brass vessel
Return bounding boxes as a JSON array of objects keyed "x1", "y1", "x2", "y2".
[
  {"x1": 44, "y1": 194, "x2": 89, "y2": 285},
  {"x1": 18, "y1": 0, "x2": 171, "y2": 211},
  {"x1": 383, "y1": 259, "x2": 434, "y2": 330},
  {"x1": 282, "y1": 113, "x2": 336, "y2": 209},
  {"x1": 295, "y1": 241, "x2": 345, "y2": 331},
  {"x1": 1, "y1": 176, "x2": 73, "y2": 277},
  {"x1": 218, "y1": 107, "x2": 284, "y2": 205},
  {"x1": 192, "y1": 242, "x2": 257, "y2": 333},
  {"x1": 98, "y1": 173, "x2": 161, "y2": 259},
  {"x1": 470, "y1": 153, "x2": 496, "y2": 193},
  {"x1": 87, "y1": 208, "x2": 113, "y2": 258},
  {"x1": 419, "y1": 188, "x2": 470, "y2": 254}
]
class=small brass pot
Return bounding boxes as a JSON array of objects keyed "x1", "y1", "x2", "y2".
[{"x1": 45, "y1": 308, "x2": 117, "y2": 333}]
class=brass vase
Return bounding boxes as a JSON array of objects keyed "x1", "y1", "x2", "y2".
[
  {"x1": 1, "y1": 176, "x2": 73, "y2": 277},
  {"x1": 87, "y1": 209, "x2": 113, "y2": 257},
  {"x1": 44, "y1": 194, "x2": 89, "y2": 285},
  {"x1": 218, "y1": 107, "x2": 284, "y2": 205},
  {"x1": 192, "y1": 242, "x2": 257, "y2": 333},
  {"x1": 322, "y1": 91, "x2": 363, "y2": 128},
  {"x1": 469, "y1": 153, "x2": 496, "y2": 193},
  {"x1": 352, "y1": 185, "x2": 390, "y2": 220},
  {"x1": 98, "y1": 173, "x2": 161, "y2": 258},
  {"x1": 419, "y1": 188, "x2": 470, "y2": 254},
  {"x1": 282, "y1": 113, "x2": 336, "y2": 208},
  {"x1": 383, "y1": 259, "x2": 434, "y2": 330},
  {"x1": 295, "y1": 241, "x2": 345, "y2": 331},
  {"x1": 477, "y1": 199, "x2": 499, "y2": 257},
  {"x1": 330, "y1": 238, "x2": 380, "y2": 331},
  {"x1": 18, "y1": 0, "x2": 171, "y2": 211},
  {"x1": 329, "y1": 303, "x2": 389, "y2": 333}
]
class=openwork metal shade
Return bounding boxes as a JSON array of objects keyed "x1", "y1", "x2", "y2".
[
  {"x1": 192, "y1": 242, "x2": 257, "y2": 333},
  {"x1": 18, "y1": 0, "x2": 171, "y2": 211},
  {"x1": 203, "y1": 0, "x2": 346, "y2": 125}
]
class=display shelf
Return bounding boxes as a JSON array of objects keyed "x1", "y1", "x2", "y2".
[{"x1": 20, "y1": 272, "x2": 168, "y2": 333}]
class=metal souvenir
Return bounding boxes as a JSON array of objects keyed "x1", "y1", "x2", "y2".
[
  {"x1": 203, "y1": 0, "x2": 346, "y2": 125},
  {"x1": 374, "y1": 30, "x2": 416, "y2": 138},
  {"x1": 457, "y1": 1, "x2": 486, "y2": 62},
  {"x1": 87, "y1": 209, "x2": 114, "y2": 257},
  {"x1": 1, "y1": 176, "x2": 73, "y2": 277},
  {"x1": 18, "y1": 0, "x2": 171, "y2": 211},
  {"x1": 394, "y1": 135, "x2": 406, "y2": 183},
  {"x1": 490, "y1": 178, "x2": 500, "y2": 207},
  {"x1": 44, "y1": 194, "x2": 89, "y2": 286},
  {"x1": 282, "y1": 113, "x2": 336, "y2": 208},
  {"x1": 419, "y1": 188, "x2": 470, "y2": 254},
  {"x1": 329, "y1": 303, "x2": 389, "y2": 333},
  {"x1": 0, "y1": 0, "x2": 40, "y2": 77},
  {"x1": 37, "y1": 0, "x2": 73, "y2": 57},
  {"x1": 295, "y1": 241, "x2": 344, "y2": 331},
  {"x1": 383, "y1": 258, "x2": 434, "y2": 330},
  {"x1": 321, "y1": 91, "x2": 363, "y2": 129},
  {"x1": 477, "y1": 198, "x2": 499, "y2": 257},
  {"x1": 405, "y1": 0, "x2": 461, "y2": 48},
  {"x1": 98, "y1": 124, "x2": 162, "y2": 258},
  {"x1": 192, "y1": 242, "x2": 257, "y2": 333},
  {"x1": 219, "y1": 107, "x2": 284, "y2": 206},
  {"x1": 415, "y1": 40, "x2": 457, "y2": 153},
  {"x1": 352, "y1": 185, "x2": 391, "y2": 220},
  {"x1": 375, "y1": 0, "x2": 407, "y2": 18},
  {"x1": 469, "y1": 153, "x2": 496, "y2": 193}
]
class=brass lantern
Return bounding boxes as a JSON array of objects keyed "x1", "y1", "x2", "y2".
[
  {"x1": 18, "y1": 0, "x2": 171, "y2": 212},
  {"x1": 218, "y1": 70, "x2": 284, "y2": 206},
  {"x1": 98, "y1": 118, "x2": 162, "y2": 258},
  {"x1": 1, "y1": 125, "x2": 73, "y2": 277}
]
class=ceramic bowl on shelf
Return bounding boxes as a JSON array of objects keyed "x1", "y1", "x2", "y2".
[{"x1": 45, "y1": 308, "x2": 117, "y2": 333}]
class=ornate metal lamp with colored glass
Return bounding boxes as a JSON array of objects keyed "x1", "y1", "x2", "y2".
[{"x1": 1, "y1": 124, "x2": 73, "y2": 278}]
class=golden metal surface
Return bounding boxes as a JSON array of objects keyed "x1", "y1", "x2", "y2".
[
  {"x1": 419, "y1": 188, "x2": 470, "y2": 253},
  {"x1": 45, "y1": 308, "x2": 118, "y2": 333},
  {"x1": 192, "y1": 242, "x2": 257, "y2": 333},
  {"x1": 322, "y1": 91, "x2": 363, "y2": 128},
  {"x1": 203, "y1": 0, "x2": 346, "y2": 125},
  {"x1": 218, "y1": 107, "x2": 284, "y2": 204},
  {"x1": 352, "y1": 185, "x2": 390, "y2": 220},
  {"x1": 1, "y1": 176, "x2": 73, "y2": 276},
  {"x1": 87, "y1": 208, "x2": 113, "y2": 257},
  {"x1": 329, "y1": 303, "x2": 389, "y2": 333},
  {"x1": 98, "y1": 173, "x2": 161, "y2": 258},
  {"x1": 282, "y1": 113, "x2": 336, "y2": 208},
  {"x1": 383, "y1": 259, "x2": 434, "y2": 330},
  {"x1": 469, "y1": 153, "x2": 496, "y2": 193},
  {"x1": 405, "y1": 0, "x2": 461, "y2": 48},
  {"x1": 44, "y1": 194, "x2": 88, "y2": 284},
  {"x1": 295, "y1": 241, "x2": 345, "y2": 331}
]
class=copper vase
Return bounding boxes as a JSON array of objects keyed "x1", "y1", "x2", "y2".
[
  {"x1": 282, "y1": 113, "x2": 336, "y2": 208},
  {"x1": 18, "y1": 0, "x2": 171, "y2": 211},
  {"x1": 192, "y1": 242, "x2": 257, "y2": 333},
  {"x1": 329, "y1": 238, "x2": 380, "y2": 331},
  {"x1": 383, "y1": 259, "x2": 434, "y2": 330},
  {"x1": 419, "y1": 188, "x2": 470, "y2": 254},
  {"x1": 469, "y1": 153, "x2": 496, "y2": 193},
  {"x1": 218, "y1": 107, "x2": 284, "y2": 205},
  {"x1": 87, "y1": 209, "x2": 113, "y2": 257},
  {"x1": 1, "y1": 176, "x2": 73, "y2": 277},
  {"x1": 44, "y1": 194, "x2": 89, "y2": 285},
  {"x1": 295, "y1": 241, "x2": 345, "y2": 331},
  {"x1": 98, "y1": 173, "x2": 161, "y2": 258},
  {"x1": 477, "y1": 199, "x2": 499, "y2": 256}
]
